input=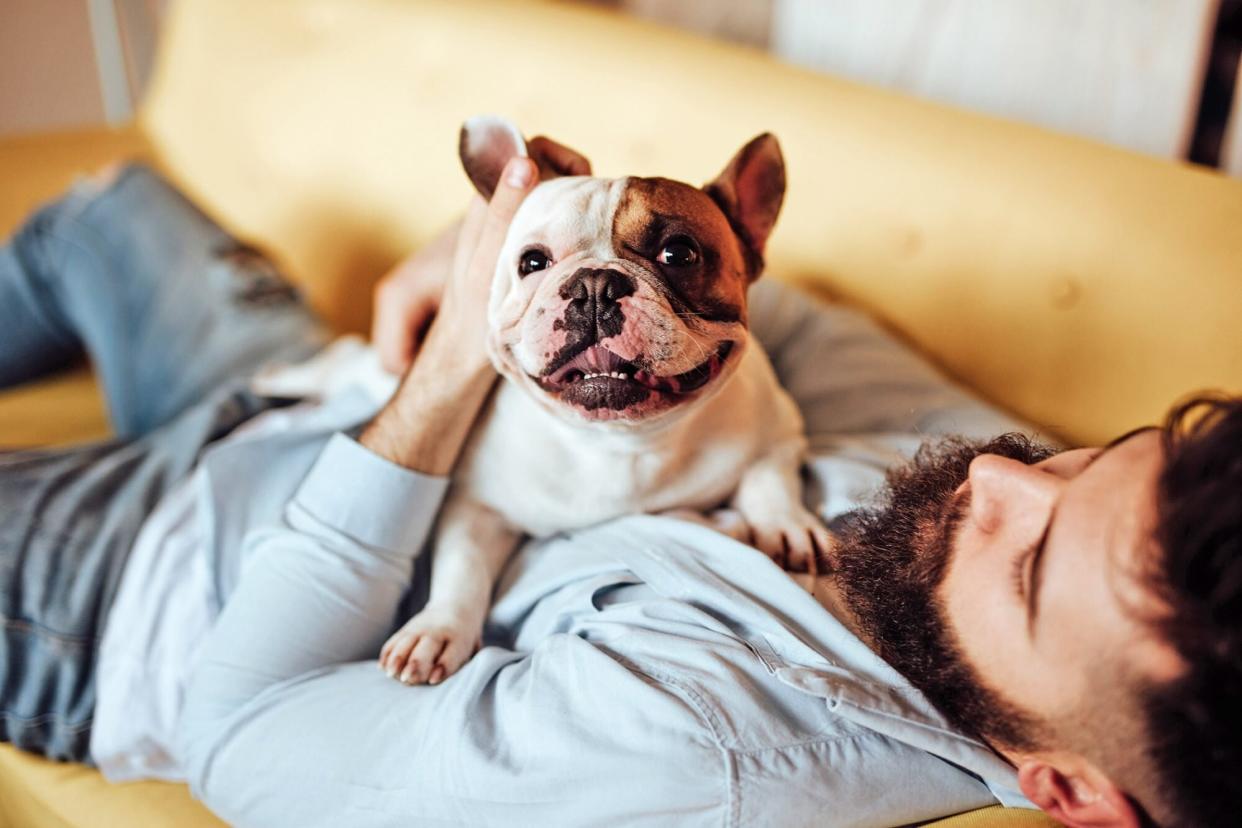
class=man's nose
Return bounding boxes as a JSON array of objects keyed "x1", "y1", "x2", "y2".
[
  {"x1": 966, "y1": 455, "x2": 1063, "y2": 536},
  {"x1": 560, "y1": 268, "x2": 636, "y2": 334}
]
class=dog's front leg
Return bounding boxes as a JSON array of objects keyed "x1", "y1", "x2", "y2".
[
  {"x1": 731, "y1": 436, "x2": 835, "y2": 573},
  {"x1": 379, "y1": 490, "x2": 519, "y2": 685}
]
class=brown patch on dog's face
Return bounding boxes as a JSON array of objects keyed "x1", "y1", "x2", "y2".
[{"x1": 611, "y1": 177, "x2": 751, "y2": 328}]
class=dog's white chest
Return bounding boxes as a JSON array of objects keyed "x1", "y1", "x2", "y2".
[{"x1": 456, "y1": 341, "x2": 802, "y2": 537}]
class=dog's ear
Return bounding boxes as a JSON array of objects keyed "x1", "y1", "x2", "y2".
[
  {"x1": 703, "y1": 133, "x2": 786, "y2": 270},
  {"x1": 460, "y1": 115, "x2": 529, "y2": 199},
  {"x1": 527, "y1": 135, "x2": 592, "y2": 179},
  {"x1": 460, "y1": 117, "x2": 593, "y2": 199}
]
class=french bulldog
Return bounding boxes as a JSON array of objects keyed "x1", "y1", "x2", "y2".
[{"x1": 380, "y1": 116, "x2": 833, "y2": 685}]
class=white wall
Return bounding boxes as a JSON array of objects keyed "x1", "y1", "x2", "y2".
[
  {"x1": 0, "y1": 0, "x2": 159, "y2": 135},
  {"x1": 1225, "y1": 61, "x2": 1242, "y2": 175},
  {"x1": 770, "y1": 0, "x2": 1219, "y2": 159},
  {"x1": 0, "y1": 0, "x2": 1231, "y2": 167},
  {"x1": 0, "y1": 0, "x2": 106, "y2": 134}
]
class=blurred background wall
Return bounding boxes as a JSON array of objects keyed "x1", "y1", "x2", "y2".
[{"x1": 3, "y1": 0, "x2": 1241, "y2": 174}]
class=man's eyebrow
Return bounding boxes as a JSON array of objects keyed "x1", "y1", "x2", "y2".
[{"x1": 1025, "y1": 425, "x2": 1159, "y2": 637}]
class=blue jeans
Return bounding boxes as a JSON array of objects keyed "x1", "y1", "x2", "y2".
[{"x1": 0, "y1": 165, "x2": 328, "y2": 761}]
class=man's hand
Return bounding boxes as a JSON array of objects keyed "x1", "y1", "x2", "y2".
[
  {"x1": 370, "y1": 221, "x2": 460, "y2": 376},
  {"x1": 371, "y1": 135, "x2": 589, "y2": 375},
  {"x1": 361, "y1": 156, "x2": 537, "y2": 475}
]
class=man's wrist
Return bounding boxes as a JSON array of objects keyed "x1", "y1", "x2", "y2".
[{"x1": 360, "y1": 351, "x2": 495, "y2": 476}]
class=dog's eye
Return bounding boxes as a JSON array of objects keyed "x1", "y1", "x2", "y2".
[
  {"x1": 656, "y1": 237, "x2": 699, "y2": 268},
  {"x1": 518, "y1": 248, "x2": 551, "y2": 277}
]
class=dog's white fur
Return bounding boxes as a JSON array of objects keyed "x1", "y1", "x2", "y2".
[{"x1": 381, "y1": 118, "x2": 830, "y2": 685}]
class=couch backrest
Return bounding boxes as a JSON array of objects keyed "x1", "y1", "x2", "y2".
[{"x1": 142, "y1": 0, "x2": 1242, "y2": 445}]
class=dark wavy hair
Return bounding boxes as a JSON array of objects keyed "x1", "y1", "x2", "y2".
[{"x1": 1141, "y1": 394, "x2": 1242, "y2": 827}]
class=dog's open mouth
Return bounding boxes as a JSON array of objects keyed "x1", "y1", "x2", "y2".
[{"x1": 535, "y1": 341, "x2": 734, "y2": 412}]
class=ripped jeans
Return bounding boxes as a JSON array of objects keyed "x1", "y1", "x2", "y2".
[{"x1": 0, "y1": 164, "x2": 327, "y2": 760}]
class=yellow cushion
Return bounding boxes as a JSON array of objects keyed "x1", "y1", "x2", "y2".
[
  {"x1": 141, "y1": 0, "x2": 1242, "y2": 447},
  {"x1": 0, "y1": 744, "x2": 224, "y2": 828},
  {"x1": 927, "y1": 806, "x2": 1058, "y2": 827}
]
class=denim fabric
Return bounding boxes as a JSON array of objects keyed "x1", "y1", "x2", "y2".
[
  {"x1": 0, "y1": 164, "x2": 327, "y2": 761},
  {"x1": 0, "y1": 164, "x2": 326, "y2": 437}
]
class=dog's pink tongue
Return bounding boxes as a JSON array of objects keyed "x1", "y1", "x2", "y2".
[
  {"x1": 581, "y1": 345, "x2": 624, "y2": 372},
  {"x1": 552, "y1": 345, "x2": 626, "y2": 381}
]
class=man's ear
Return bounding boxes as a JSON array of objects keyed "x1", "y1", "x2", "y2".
[
  {"x1": 459, "y1": 116, "x2": 592, "y2": 199},
  {"x1": 702, "y1": 132, "x2": 786, "y2": 274},
  {"x1": 1018, "y1": 758, "x2": 1142, "y2": 828}
]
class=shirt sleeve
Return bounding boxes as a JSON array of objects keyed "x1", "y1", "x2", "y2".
[
  {"x1": 176, "y1": 433, "x2": 449, "y2": 796},
  {"x1": 176, "y1": 434, "x2": 727, "y2": 828}
]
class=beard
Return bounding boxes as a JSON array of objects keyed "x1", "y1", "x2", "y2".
[{"x1": 826, "y1": 433, "x2": 1057, "y2": 752}]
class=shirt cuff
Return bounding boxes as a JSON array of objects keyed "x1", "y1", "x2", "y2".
[{"x1": 292, "y1": 432, "x2": 451, "y2": 552}]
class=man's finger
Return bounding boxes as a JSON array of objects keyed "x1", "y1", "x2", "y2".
[
  {"x1": 452, "y1": 196, "x2": 488, "y2": 270},
  {"x1": 373, "y1": 288, "x2": 425, "y2": 374},
  {"x1": 468, "y1": 157, "x2": 537, "y2": 272}
]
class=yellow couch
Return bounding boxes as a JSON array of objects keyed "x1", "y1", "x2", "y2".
[{"x1": 2, "y1": 0, "x2": 1240, "y2": 825}]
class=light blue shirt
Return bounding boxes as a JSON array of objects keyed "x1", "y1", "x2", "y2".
[{"x1": 170, "y1": 281, "x2": 1041, "y2": 826}]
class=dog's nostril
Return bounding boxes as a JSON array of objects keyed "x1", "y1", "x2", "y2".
[
  {"x1": 561, "y1": 268, "x2": 635, "y2": 324},
  {"x1": 601, "y1": 272, "x2": 634, "y2": 305}
]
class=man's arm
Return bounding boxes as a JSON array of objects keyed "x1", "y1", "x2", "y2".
[
  {"x1": 174, "y1": 158, "x2": 549, "y2": 811},
  {"x1": 359, "y1": 155, "x2": 536, "y2": 474},
  {"x1": 176, "y1": 155, "x2": 726, "y2": 825}
]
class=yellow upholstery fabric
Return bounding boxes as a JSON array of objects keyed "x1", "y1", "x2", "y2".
[
  {"x1": 0, "y1": 744, "x2": 224, "y2": 828},
  {"x1": 141, "y1": 0, "x2": 1242, "y2": 447},
  {"x1": 3, "y1": 0, "x2": 1239, "y2": 825},
  {"x1": 925, "y1": 806, "x2": 1061, "y2": 827}
]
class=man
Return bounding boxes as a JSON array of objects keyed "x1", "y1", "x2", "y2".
[{"x1": 0, "y1": 157, "x2": 1237, "y2": 828}]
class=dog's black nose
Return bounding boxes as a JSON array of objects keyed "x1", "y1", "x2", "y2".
[{"x1": 560, "y1": 268, "x2": 636, "y2": 338}]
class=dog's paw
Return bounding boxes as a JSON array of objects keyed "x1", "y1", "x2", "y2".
[
  {"x1": 736, "y1": 505, "x2": 835, "y2": 574},
  {"x1": 379, "y1": 606, "x2": 482, "y2": 686}
]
